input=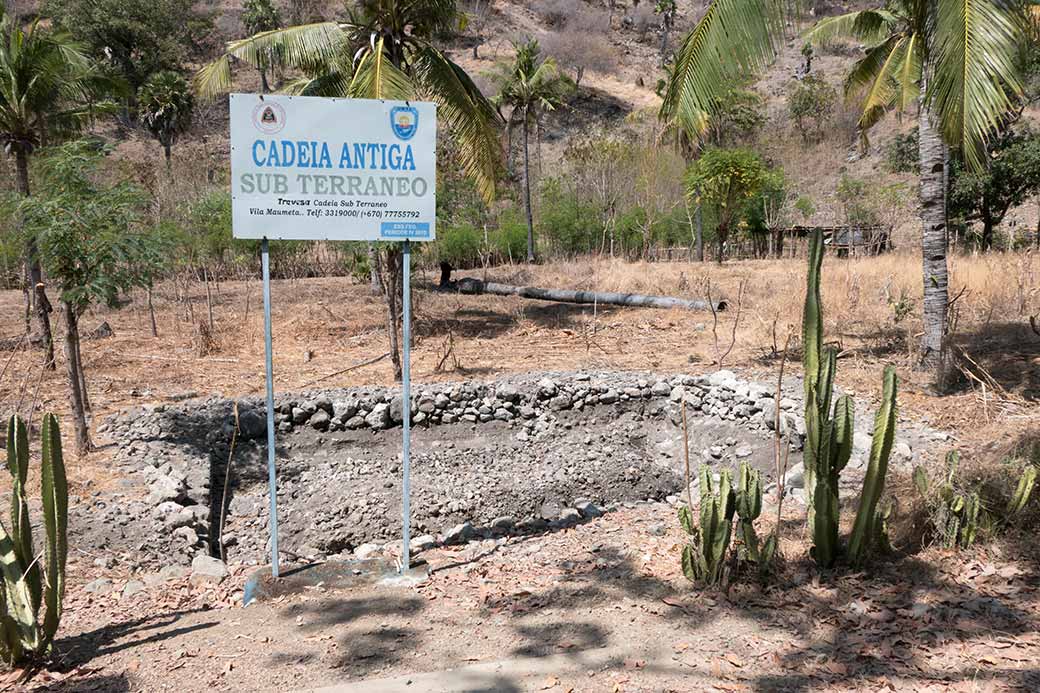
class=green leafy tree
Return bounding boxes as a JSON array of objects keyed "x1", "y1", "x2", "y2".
[
  {"x1": 197, "y1": 0, "x2": 504, "y2": 381},
  {"x1": 138, "y1": 71, "x2": 193, "y2": 166},
  {"x1": 705, "y1": 88, "x2": 765, "y2": 146},
  {"x1": 45, "y1": 0, "x2": 214, "y2": 91},
  {"x1": 242, "y1": 0, "x2": 281, "y2": 92},
  {"x1": 685, "y1": 147, "x2": 770, "y2": 263},
  {"x1": 490, "y1": 39, "x2": 571, "y2": 263},
  {"x1": 24, "y1": 143, "x2": 167, "y2": 454},
  {"x1": 660, "y1": 0, "x2": 1028, "y2": 390},
  {"x1": 786, "y1": 75, "x2": 836, "y2": 143},
  {"x1": 0, "y1": 11, "x2": 114, "y2": 370},
  {"x1": 949, "y1": 125, "x2": 1040, "y2": 250}
]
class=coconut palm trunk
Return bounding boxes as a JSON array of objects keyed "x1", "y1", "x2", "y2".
[
  {"x1": 918, "y1": 98, "x2": 952, "y2": 389},
  {"x1": 522, "y1": 108, "x2": 535, "y2": 263},
  {"x1": 15, "y1": 149, "x2": 55, "y2": 370}
]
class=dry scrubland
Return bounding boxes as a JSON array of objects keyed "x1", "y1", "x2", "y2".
[{"x1": 1, "y1": 248, "x2": 1037, "y2": 494}]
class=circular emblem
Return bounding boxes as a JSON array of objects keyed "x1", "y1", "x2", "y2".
[
  {"x1": 390, "y1": 106, "x2": 419, "y2": 141},
  {"x1": 252, "y1": 101, "x2": 286, "y2": 135}
]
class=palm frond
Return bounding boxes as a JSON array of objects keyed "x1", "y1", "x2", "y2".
[
  {"x1": 929, "y1": 0, "x2": 1024, "y2": 169},
  {"x1": 804, "y1": 9, "x2": 901, "y2": 47},
  {"x1": 348, "y1": 38, "x2": 413, "y2": 100},
  {"x1": 845, "y1": 34, "x2": 919, "y2": 132},
  {"x1": 195, "y1": 22, "x2": 349, "y2": 97},
  {"x1": 659, "y1": 0, "x2": 785, "y2": 141},
  {"x1": 411, "y1": 45, "x2": 502, "y2": 203}
]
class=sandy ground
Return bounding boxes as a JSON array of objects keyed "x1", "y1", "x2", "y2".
[{"x1": 34, "y1": 503, "x2": 1040, "y2": 692}]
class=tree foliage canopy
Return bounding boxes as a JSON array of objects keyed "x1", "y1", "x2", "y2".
[
  {"x1": 23, "y1": 142, "x2": 167, "y2": 311},
  {"x1": 197, "y1": 0, "x2": 502, "y2": 202}
]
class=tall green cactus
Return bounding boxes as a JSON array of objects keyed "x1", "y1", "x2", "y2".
[
  {"x1": 802, "y1": 229, "x2": 897, "y2": 568},
  {"x1": 679, "y1": 467, "x2": 735, "y2": 586},
  {"x1": 848, "y1": 365, "x2": 898, "y2": 565},
  {"x1": 0, "y1": 413, "x2": 68, "y2": 665}
]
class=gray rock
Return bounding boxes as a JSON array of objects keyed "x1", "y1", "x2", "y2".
[
  {"x1": 158, "y1": 565, "x2": 191, "y2": 581},
  {"x1": 409, "y1": 534, "x2": 437, "y2": 553},
  {"x1": 365, "y1": 403, "x2": 392, "y2": 430},
  {"x1": 894, "y1": 441, "x2": 913, "y2": 460},
  {"x1": 651, "y1": 381, "x2": 672, "y2": 397},
  {"x1": 490, "y1": 516, "x2": 515, "y2": 533},
  {"x1": 122, "y1": 580, "x2": 147, "y2": 598},
  {"x1": 310, "y1": 409, "x2": 331, "y2": 431},
  {"x1": 537, "y1": 378, "x2": 558, "y2": 399},
  {"x1": 333, "y1": 398, "x2": 359, "y2": 420},
  {"x1": 647, "y1": 522, "x2": 668, "y2": 536},
  {"x1": 575, "y1": 501, "x2": 603, "y2": 518},
  {"x1": 190, "y1": 555, "x2": 228, "y2": 585},
  {"x1": 549, "y1": 394, "x2": 572, "y2": 411},
  {"x1": 539, "y1": 499, "x2": 561, "y2": 520},
  {"x1": 148, "y1": 475, "x2": 187, "y2": 504},
  {"x1": 291, "y1": 406, "x2": 311, "y2": 425},
  {"x1": 344, "y1": 415, "x2": 366, "y2": 430},
  {"x1": 496, "y1": 384, "x2": 521, "y2": 403},
  {"x1": 238, "y1": 408, "x2": 267, "y2": 439},
  {"x1": 558, "y1": 508, "x2": 582, "y2": 524},
  {"x1": 445, "y1": 522, "x2": 474, "y2": 545},
  {"x1": 599, "y1": 390, "x2": 619, "y2": 405},
  {"x1": 354, "y1": 542, "x2": 383, "y2": 560},
  {"x1": 783, "y1": 462, "x2": 805, "y2": 490},
  {"x1": 85, "y1": 577, "x2": 114, "y2": 594},
  {"x1": 735, "y1": 445, "x2": 753, "y2": 459}
]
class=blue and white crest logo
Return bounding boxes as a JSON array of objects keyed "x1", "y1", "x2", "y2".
[{"x1": 390, "y1": 106, "x2": 418, "y2": 141}]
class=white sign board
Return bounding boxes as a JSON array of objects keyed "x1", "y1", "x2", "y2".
[{"x1": 230, "y1": 94, "x2": 436, "y2": 241}]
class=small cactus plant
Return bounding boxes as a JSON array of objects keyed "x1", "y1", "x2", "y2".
[
  {"x1": 679, "y1": 467, "x2": 735, "y2": 586},
  {"x1": 1007, "y1": 465, "x2": 1037, "y2": 517},
  {"x1": 679, "y1": 462, "x2": 775, "y2": 586},
  {"x1": 0, "y1": 413, "x2": 68, "y2": 666},
  {"x1": 915, "y1": 451, "x2": 988, "y2": 549}
]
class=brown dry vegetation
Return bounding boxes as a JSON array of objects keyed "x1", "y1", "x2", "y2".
[{"x1": 2, "y1": 248, "x2": 1038, "y2": 495}]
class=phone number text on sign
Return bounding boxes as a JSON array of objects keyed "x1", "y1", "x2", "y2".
[{"x1": 230, "y1": 94, "x2": 437, "y2": 242}]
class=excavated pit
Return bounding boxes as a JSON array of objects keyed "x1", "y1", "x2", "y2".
[{"x1": 77, "y1": 370, "x2": 941, "y2": 570}]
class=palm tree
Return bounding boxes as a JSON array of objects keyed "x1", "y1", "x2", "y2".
[
  {"x1": 660, "y1": 0, "x2": 1026, "y2": 389},
  {"x1": 196, "y1": 0, "x2": 503, "y2": 380},
  {"x1": 0, "y1": 12, "x2": 113, "y2": 369},
  {"x1": 490, "y1": 39, "x2": 569, "y2": 263},
  {"x1": 139, "y1": 71, "x2": 193, "y2": 167}
]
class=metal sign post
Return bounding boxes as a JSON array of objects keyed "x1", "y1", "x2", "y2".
[
  {"x1": 400, "y1": 240, "x2": 412, "y2": 572},
  {"x1": 261, "y1": 238, "x2": 280, "y2": 578},
  {"x1": 229, "y1": 94, "x2": 436, "y2": 580}
]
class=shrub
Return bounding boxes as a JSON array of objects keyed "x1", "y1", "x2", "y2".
[
  {"x1": 787, "y1": 75, "x2": 836, "y2": 143},
  {"x1": 706, "y1": 88, "x2": 766, "y2": 146},
  {"x1": 884, "y1": 131, "x2": 920, "y2": 173},
  {"x1": 541, "y1": 29, "x2": 617, "y2": 87},
  {"x1": 539, "y1": 178, "x2": 600, "y2": 255},
  {"x1": 436, "y1": 223, "x2": 483, "y2": 268},
  {"x1": 492, "y1": 207, "x2": 529, "y2": 262}
]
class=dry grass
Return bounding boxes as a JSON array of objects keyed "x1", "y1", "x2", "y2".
[{"x1": 0, "y1": 250, "x2": 1038, "y2": 495}]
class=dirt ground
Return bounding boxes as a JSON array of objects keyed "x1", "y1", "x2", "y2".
[
  {"x1": 3, "y1": 252, "x2": 1040, "y2": 691},
  {"x1": 30, "y1": 502, "x2": 1040, "y2": 693}
]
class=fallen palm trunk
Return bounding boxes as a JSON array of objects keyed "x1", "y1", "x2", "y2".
[{"x1": 449, "y1": 277, "x2": 726, "y2": 312}]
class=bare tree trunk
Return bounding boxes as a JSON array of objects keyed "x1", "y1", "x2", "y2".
[
  {"x1": 380, "y1": 248, "x2": 403, "y2": 381},
  {"x1": 522, "y1": 114, "x2": 536, "y2": 263},
  {"x1": 15, "y1": 149, "x2": 55, "y2": 370},
  {"x1": 367, "y1": 242, "x2": 381, "y2": 293},
  {"x1": 147, "y1": 285, "x2": 158, "y2": 337},
  {"x1": 163, "y1": 143, "x2": 172, "y2": 168},
  {"x1": 695, "y1": 201, "x2": 704, "y2": 262},
  {"x1": 78, "y1": 334, "x2": 90, "y2": 412},
  {"x1": 259, "y1": 66, "x2": 270, "y2": 94},
  {"x1": 62, "y1": 302, "x2": 91, "y2": 454},
  {"x1": 204, "y1": 265, "x2": 215, "y2": 331},
  {"x1": 918, "y1": 97, "x2": 953, "y2": 390}
]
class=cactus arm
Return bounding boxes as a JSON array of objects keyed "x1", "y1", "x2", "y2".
[
  {"x1": 678, "y1": 506, "x2": 695, "y2": 535},
  {"x1": 803, "y1": 228, "x2": 825, "y2": 403},
  {"x1": 0, "y1": 521, "x2": 39, "y2": 655},
  {"x1": 848, "y1": 366, "x2": 898, "y2": 565},
  {"x1": 818, "y1": 348, "x2": 837, "y2": 424},
  {"x1": 6, "y1": 416, "x2": 39, "y2": 616},
  {"x1": 681, "y1": 544, "x2": 697, "y2": 582},
  {"x1": 1007, "y1": 466, "x2": 1037, "y2": 517},
  {"x1": 39, "y1": 414, "x2": 67, "y2": 652},
  {"x1": 833, "y1": 395, "x2": 855, "y2": 475}
]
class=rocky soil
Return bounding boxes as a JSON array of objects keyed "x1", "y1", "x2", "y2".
[{"x1": 75, "y1": 369, "x2": 949, "y2": 575}]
